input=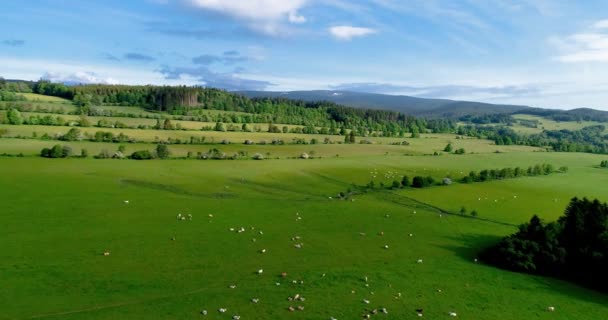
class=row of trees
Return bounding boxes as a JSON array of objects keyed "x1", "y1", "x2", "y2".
[
  {"x1": 481, "y1": 197, "x2": 608, "y2": 292},
  {"x1": 457, "y1": 124, "x2": 608, "y2": 154},
  {"x1": 40, "y1": 144, "x2": 170, "y2": 160},
  {"x1": 461, "y1": 163, "x2": 563, "y2": 183}
]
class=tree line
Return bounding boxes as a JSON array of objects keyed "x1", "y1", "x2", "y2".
[
  {"x1": 458, "y1": 124, "x2": 608, "y2": 154},
  {"x1": 7, "y1": 81, "x2": 457, "y2": 137},
  {"x1": 460, "y1": 163, "x2": 566, "y2": 183}
]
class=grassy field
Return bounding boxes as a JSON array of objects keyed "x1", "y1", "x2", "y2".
[
  {"x1": 1, "y1": 99, "x2": 607, "y2": 320},
  {"x1": 510, "y1": 114, "x2": 607, "y2": 135},
  {"x1": 18, "y1": 112, "x2": 321, "y2": 132},
  {"x1": 17, "y1": 93, "x2": 72, "y2": 103},
  {"x1": 0, "y1": 124, "x2": 543, "y2": 158},
  {"x1": 1, "y1": 154, "x2": 607, "y2": 320}
]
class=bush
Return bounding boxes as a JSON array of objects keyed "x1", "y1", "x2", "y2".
[
  {"x1": 412, "y1": 176, "x2": 435, "y2": 188},
  {"x1": 156, "y1": 144, "x2": 170, "y2": 159},
  {"x1": 131, "y1": 150, "x2": 154, "y2": 160},
  {"x1": 40, "y1": 145, "x2": 71, "y2": 158},
  {"x1": 94, "y1": 149, "x2": 112, "y2": 159},
  {"x1": 391, "y1": 180, "x2": 401, "y2": 189},
  {"x1": 401, "y1": 175, "x2": 410, "y2": 187},
  {"x1": 454, "y1": 148, "x2": 466, "y2": 154}
]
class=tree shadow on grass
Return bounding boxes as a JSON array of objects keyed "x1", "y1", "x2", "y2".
[
  {"x1": 438, "y1": 234, "x2": 608, "y2": 306},
  {"x1": 438, "y1": 233, "x2": 502, "y2": 261}
]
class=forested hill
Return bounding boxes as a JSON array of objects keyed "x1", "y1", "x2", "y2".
[{"x1": 237, "y1": 90, "x2": 530, "y2": 118}]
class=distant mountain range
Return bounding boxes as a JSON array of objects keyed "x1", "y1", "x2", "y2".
[{"x1": 236, "y1": 90, "x2": 531, "y2": 118}]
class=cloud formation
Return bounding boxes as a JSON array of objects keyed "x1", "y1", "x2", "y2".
[
  {"x1": 187, "y1": 0, "x2": 308, "y2": 35},
  {"x1": 329, "y1": 26, "x2": 376, "y2": 40},
  {"x1": 553, "y1": 19, "x2": 608, "y2": 63},
  {"x1": 2, "y1": 39, "x2": 25, "y2": 47},
  {"x1": 192, "y1": 51, "x2": 248, "y2": 65},
  {"x1": 41, "y1": 71, "x2": 118, "y2": 85},
  {"x1": 159, "y1": 65, "x2": 273, "y2": 90},
  {"x1": 124, "y1": 53, "x2": 156, "y2": 62}
]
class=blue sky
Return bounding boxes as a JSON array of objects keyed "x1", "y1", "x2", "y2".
[{"x1": 2, "y1": 0, "x2": 608, "y2": 110}]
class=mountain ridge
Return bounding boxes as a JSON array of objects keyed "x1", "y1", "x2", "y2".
[{"x1": 236, "y1": 90, "x2": 531, "y2": 118}]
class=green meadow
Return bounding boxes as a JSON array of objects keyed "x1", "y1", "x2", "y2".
[
  {"x1": 1, "y1": 100, "x2": 608, "y2": 320},
  {"x1": 1, "y1": 152, "x2": 608, "y2": 320}
]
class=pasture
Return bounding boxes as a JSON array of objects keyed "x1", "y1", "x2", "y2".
[
  {"x1": 1, "y1": 97, "x2": 607, "y2": 320},
  {"x1": 510, "y1": 114, "x2": 607, "y2": 135},
  {"x1": 18, "y1": 93, "x2": 72, "y2": 103},
  {"x1": 1, "y1": 153, "x2": 608, "y2": 320}
]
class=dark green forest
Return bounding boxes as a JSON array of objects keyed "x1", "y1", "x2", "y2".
[{"x1": 481, "y1": 197, "x2": 608, "y2": 292}]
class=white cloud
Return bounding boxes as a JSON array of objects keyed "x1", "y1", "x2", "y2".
[
  {"x1": 0, "y1": 56, "x2": 184, "y2": 86},
  {"x1": 553, "y1": 20, "x2": 608, "y2": 63},
  {"x1": 288, "y1": 11, "x2": 306, "y2": 24},
  {"x1": 329, "y1": 26, "x2": 376, "y2": 40},
  {"x1": 189, "y1": 0, "x2": 308, "y2": 23},
  {"x1": 42, "y1": 71, "x2": 118, "y2": 85},
  {"x1": 593, "y1": 19, "x2": 608, "y2": 29}
]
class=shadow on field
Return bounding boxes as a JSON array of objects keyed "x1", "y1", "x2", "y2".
[
  {"x1": 440, "y1": 234, "x2": 608, "y2": 305},
  {"x1": 438, "y1": 233, "x2": 502, "y2": 261}
]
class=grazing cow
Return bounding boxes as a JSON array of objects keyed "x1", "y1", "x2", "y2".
[
  {"x1": 417, "y1": 259, "x2": 423, "y2": 264},
  {"x1": 449, "y1": 312, "x2": 457, "y2": 317},
  {"x1": 218, "y1": 308, "x2": 227, "y2": 313},
  {"x1": 103, "y1": 252, "x2": 110, "y2": 256},
  {"x1": 547, "y1": 306, "x2": 555, "y2": 312},
  {"x1": 123, "y1": 200, "x2": 129, "y2": 204}
]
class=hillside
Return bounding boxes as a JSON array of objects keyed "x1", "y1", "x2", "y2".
[{"x1": 237, "y1": 90, "x2": 530, "y2": 118}]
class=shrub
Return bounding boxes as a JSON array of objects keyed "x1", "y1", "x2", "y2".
[
  {"x1": 131, "y1": 150, "x2": 154, "y2": 160},
  {"x1": 94, "y1": 149, "x2": 112, "y2": 159},
  {"x1": 40, "y1": 145, "x2": 71, "y2": 158},
  {"x1": 412, "y1": 176, "x2": 435, "y2": 188},
  {"x1": 412, "y1": 176, "x2": 425, "y2": 188},
  {"x1": 80, "y1": 148, "x2": 89, "y2": 158},
  {"x1": 454, "y1": 148, "x2": 466, "y2": 154},
  {"x1": 156, "y1": 144, "x2": 170, "y2": 159},
  {"x1": 401, "y1": 175, "x2": 410, "y2": 187}
]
